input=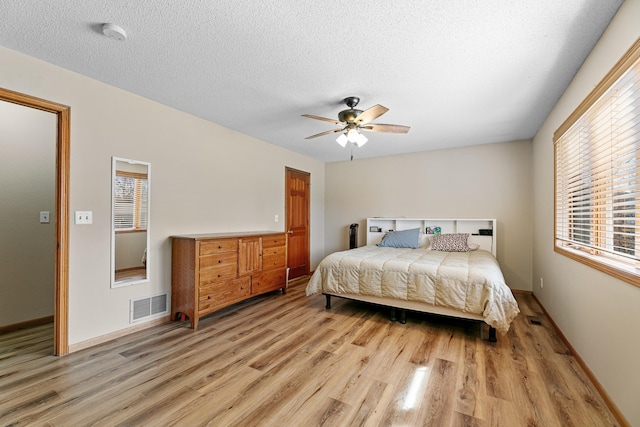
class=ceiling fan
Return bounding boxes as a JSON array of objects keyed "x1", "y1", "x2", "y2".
[{"x1": 302, "y1": 96, "x2": 410, "y2": 147}]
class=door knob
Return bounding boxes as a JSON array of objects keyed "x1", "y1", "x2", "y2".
[{"x1": 287, "y1": 230, "x2": 293, "y2": 234}]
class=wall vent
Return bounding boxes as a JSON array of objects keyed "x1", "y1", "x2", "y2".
[{"x1": 130, "y1": 293, "x2": 168, "y2": 323}]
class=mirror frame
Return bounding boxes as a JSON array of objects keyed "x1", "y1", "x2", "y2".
[{"x1": 111, "y1": 156, "x2": 151, "y2": 288}]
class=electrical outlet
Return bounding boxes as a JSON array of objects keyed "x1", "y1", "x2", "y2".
[
  {"x1": 75, "y1": 211, "x2": 93, "y2": 225},
  {"x1": 40, "y1": 211, "x2": 50, "y2": 223},
  {"x1": 274, "y1": 214, "x2": 279, "y2": 222},
  {"x1": 540, "y1": 277, "x2": 544, "y2": 288}
]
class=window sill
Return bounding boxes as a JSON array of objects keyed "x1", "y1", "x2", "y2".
[{"x1": 115, "y1": 228, "x2": 147, "y2": 234}]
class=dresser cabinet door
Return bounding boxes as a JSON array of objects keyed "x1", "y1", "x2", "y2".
[{"x1": 238, "y1": 237, "x2": 262, "y2": 275}]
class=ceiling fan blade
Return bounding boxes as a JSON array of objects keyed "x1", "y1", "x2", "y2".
[
  {"x1": 360, "y1": 123, "x2": 411, "y2": 134},
  {"x1": 355, "y1": 104, "x2": 389, "y2": 125},
  {"x1": 302, "y1": 114, "x2": 343, "y2": 125},
  {"x1": 305, "y1": 128, "x2": 343, "y2": 139}
]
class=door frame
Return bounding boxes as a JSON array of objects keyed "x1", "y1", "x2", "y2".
[{"x1": 0, "y1": 87, "x2": 70, "y2": 356}]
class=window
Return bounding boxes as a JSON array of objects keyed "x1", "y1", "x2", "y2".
[
  {"x1": 554, "y1": 37, "x2": 640, "y2": 287},
  {"x1": 114, "y1": 171, "x2": 148, "y2": 232}
]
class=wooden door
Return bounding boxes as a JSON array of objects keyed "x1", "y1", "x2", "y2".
[{"x1": 285, "y1": 167, "x2": 310, "y2": 279}]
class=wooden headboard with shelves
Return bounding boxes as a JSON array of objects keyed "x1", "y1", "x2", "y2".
[{"x1": 366, "y1": 217, "x2": 497, "y2": 256}]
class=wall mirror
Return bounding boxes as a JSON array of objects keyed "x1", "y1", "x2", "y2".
[{"x1": 111, "y1": 157, "x2": 150, "y2": 288}]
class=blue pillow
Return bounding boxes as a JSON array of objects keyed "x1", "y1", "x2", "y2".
[{"x1": 377, "y1": 228, "x2": 420, "y2": 249}]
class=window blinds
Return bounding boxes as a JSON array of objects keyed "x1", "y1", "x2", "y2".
[
  {"x1": 114, "y1": 172, "x2": 148, "y2": 230},
  {"x1": 555, "y1": 48, "x2": 640, "y2": 263}
]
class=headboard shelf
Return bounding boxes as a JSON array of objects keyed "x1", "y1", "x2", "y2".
[{"x1": 366, "y1": 217, "x2": 497, "y2": 256}]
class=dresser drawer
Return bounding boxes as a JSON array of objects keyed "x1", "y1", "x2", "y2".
[
  {"x1": 199, "y1": 252, "x2": 238, "y2": 270},
  {"x1": 199, "y1": 277, "x2": 250, "y2": 313},
  {"x1": 200, "y1": 239, "x2": 238, "y2": 255},
  {"x1": 199, "y1": 253, "x2": 238, "y2": 285},
  {"x1": 262, "y1": 234, "x2": 286, "y2": 248},
  {"x1": 262, "y1": 246, "x2": 286, "y2": 269},
  {"x1": 252, "y1": 268, "x2": 287, "y2": 295}
]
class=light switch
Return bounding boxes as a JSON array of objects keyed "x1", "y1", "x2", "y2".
[
  {"x1": 274, "y1": 214, "x2": 279, "y2": 222},
  {"x1": 40, "y1": 211, "x2": 50, "y2": 223},
  {"x1": 75, "y1": 211, "x2": 93, "y2": 225}
]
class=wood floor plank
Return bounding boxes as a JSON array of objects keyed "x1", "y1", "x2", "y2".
[
  {"x1": 377, "y1": 361, "x2": 431, "y2": 426},
  {"x1": 159, "y1": 367, "x2": 263, "y2": 426},
  {"x1": 454, "y1": 335, "x2": 487, "y2": 421},
  {"x1": 359, "y1": 320, "x2": 424, "y2": 386},
  {"x1": 408, "y1": 324, "x2": 440, "y2": 365},
  {"x1": 509, "y1": 364, "x2": 564, "y2": 427},
  {"x1": 484, "y1": 338, "x2": 516, "y2": 402},
  {"x1": 0, "y1": 278, "x2": 623, "y2": 426},
  {"x1": 416, "y1": 358, "x2": 459, "y2": 426},
  {"x1": 451, "y1": 411, "x2": 485, "y2": 427},
  {"x1": 554, "y1": 352, "x2": 619, "y2": 426}
]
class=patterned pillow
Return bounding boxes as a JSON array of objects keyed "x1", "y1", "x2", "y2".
[{"x1": 430, "y1": 233, "x2": 470, "y2": 252}]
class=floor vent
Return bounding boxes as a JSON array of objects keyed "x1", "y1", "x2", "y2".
[
  {"x1": 130, "y1": 293, "x2": 168, "y2": 323},
  {"x1": 529, "y1": 318, "x2": 543, "y2": 326}
]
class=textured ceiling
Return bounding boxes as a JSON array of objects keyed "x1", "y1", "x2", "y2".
[{"x1": 0, "y1": 1, "x2": 623, "y2": 162}]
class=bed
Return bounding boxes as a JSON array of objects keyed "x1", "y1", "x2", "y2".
[{"x1": 306, "y1": 218, "x2": 520, "y2": 341}]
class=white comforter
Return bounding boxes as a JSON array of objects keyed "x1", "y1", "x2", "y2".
[{"x1": 306, "y1": 246, "x2": 520, "y2": 334}]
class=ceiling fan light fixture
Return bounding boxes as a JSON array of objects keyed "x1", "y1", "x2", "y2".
[
  {"x1": 336, "y1": 133, "x2": 348, "y2": 147},
  {"x1": 355, "y1": 133, "x2": 368, "y2": 147},
  {"x1": 346, "y1": 128, "x2": 360, "y2": 143},
  {"x1": 304, "y1": 96, "x2": 410, "y2": 149}
]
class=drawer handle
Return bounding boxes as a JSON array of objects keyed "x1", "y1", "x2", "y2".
[
  {"x1": 217, "y1": 274, "x2": 222, "y2": 278},
  {"x1": 218, "y1": 245, "x2": 222, "y2": 249},
  {"x1": 218, "y1": 260, "x2": 222, "y2": 263},
  {"x1": 208, "y1": 296, "x2": 211, "y2": 299}
]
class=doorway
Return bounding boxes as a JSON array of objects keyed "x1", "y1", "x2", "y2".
[
  {"x1": 0, "y1": 87, "x2": 70, "y2": 356},
  {"x1": 285, "y1": 167, "x2": 310, "y2": 279}
]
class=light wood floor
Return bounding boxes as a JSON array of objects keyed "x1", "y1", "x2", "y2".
[{"x1": 0, "y1": 277, "x2": 619, "y2": 426}]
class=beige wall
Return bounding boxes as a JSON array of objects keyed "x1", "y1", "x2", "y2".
[
  {"x1": 324, "y1": 140, "x2": 533, "y2": 291},
  {"x1": 532, "y1": 1, "x2": 640, "y2": 424},
  {"x1": 0, "y1": 101, "x2": 56, "y2": 327},
  {"x1": 0, "y1": 45, "x2": 325, "y2": 345}
]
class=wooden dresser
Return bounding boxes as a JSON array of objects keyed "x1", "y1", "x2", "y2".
[{"x1": 171, "y1": 231, "x2": 287, "y2": 329}]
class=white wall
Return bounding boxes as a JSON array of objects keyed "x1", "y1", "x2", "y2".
[
  {"x1": 324, "y1": 140, "x2": 532, "y2": 291},
  {"x1": 532, "y1": 1, "x2": 640, "y2": 424},
  {"x1": 0, "y1": 101, "x2": 56, "y2": 326},
  {"x1": 0, "y1": 45, "x2": 325, "y2": 346}
]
